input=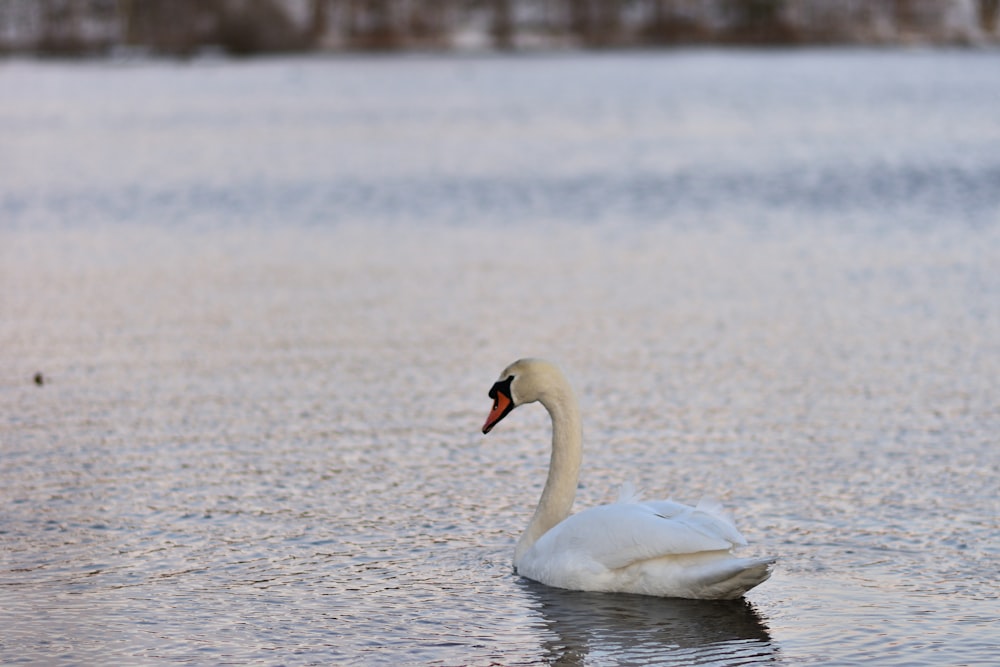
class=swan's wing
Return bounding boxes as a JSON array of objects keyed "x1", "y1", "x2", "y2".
[
  {"x1": 545, "y1": 501, "x2": 747, "y2": 572},
  {"x1": 644, "y1": 497, "x2": 748, "y2": 547},
  {"x1": 614, "y1": 486, "x2": 748, "y2": 548},
  {"x1": 615, "y1": 481, "x2": 643, "y2": 504}
]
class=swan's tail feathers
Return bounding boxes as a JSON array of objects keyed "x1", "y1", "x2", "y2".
[{"x1": 698, "y1": 556, "x2": 776, "y2": 600}]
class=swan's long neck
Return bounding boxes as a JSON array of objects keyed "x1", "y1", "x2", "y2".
[{"x1": 514, "y1": 385, "x2": 582, "y2": 566}]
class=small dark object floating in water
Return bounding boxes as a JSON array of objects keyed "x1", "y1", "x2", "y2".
[{"x1": 34, "y1": 372, "x2": 44, "y2": 386}]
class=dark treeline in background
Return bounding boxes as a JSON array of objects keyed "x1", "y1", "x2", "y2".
[{"x1": 1, "y1": 0, "x2": 998, "y2": 56}]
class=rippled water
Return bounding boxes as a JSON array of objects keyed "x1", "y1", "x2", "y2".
[{"x1": 2, "y1": 51, "x2": 999, "y2": 665}]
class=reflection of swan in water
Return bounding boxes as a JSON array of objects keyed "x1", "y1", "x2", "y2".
[{"x1": 520, "y1": 579, "x2": 776, "y2": 666}]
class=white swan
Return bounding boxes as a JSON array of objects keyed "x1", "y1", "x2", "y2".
[{"x1": 482, "y1": 358, "x2": 774, "y2": 600}]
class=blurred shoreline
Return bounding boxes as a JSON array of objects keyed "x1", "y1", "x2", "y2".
[{"x1": 1, "y1": 0, "x2": 998, "y2": 58}]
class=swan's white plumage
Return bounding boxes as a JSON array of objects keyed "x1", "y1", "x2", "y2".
[{"x1": 482, "y1": 358, "x2": 774, "y2": 600}]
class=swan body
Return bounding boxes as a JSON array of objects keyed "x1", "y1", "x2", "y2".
[{"x1": 482, "y1": 358, "x2": 773, "y2": 600}]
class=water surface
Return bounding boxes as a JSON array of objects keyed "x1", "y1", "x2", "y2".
[{"x1": 2, "y1": 51, "x2": 999, "y2": 665}]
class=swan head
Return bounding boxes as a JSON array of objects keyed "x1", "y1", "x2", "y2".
[{"x1": 481, "y1": 358, "x2": 567, "y2": 434}]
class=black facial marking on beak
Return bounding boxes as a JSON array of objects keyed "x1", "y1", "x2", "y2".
[{"x1": 483, "y1": 375, "x2": 516, "y2": 434}]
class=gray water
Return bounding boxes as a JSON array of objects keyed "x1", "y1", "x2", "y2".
[{"x1": 1, "y1": 50, "x2": 999, "y2": 665}]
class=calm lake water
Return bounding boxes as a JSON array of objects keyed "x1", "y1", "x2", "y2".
[{"x1": 2, "y1": 50, "x2": 999, "y2": 665}]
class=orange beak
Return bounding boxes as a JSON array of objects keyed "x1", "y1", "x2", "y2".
[{"x1": 482, "y1": 391, "x2": 513, "y2": 434}]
